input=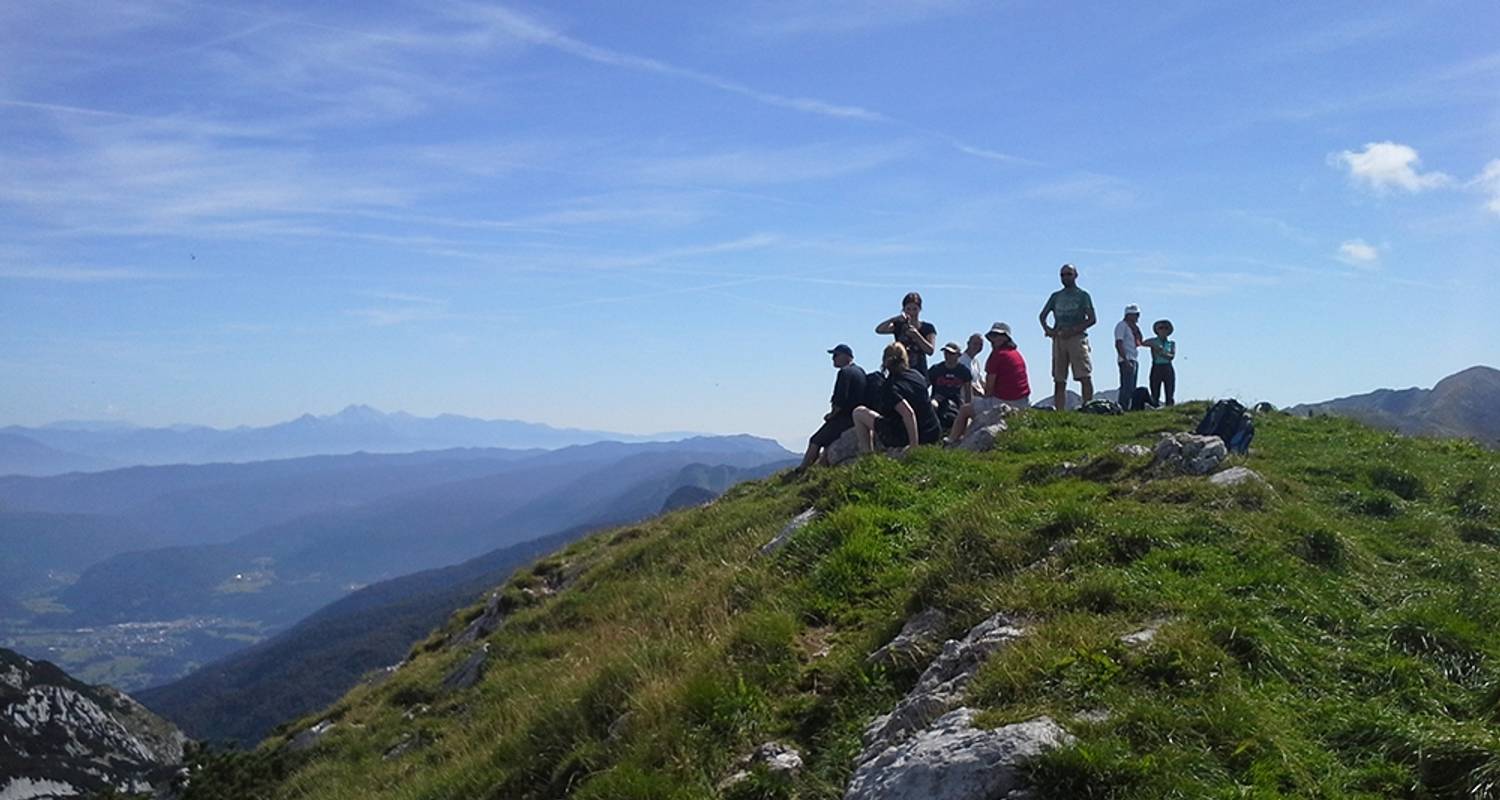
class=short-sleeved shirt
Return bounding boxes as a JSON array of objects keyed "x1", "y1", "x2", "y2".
[
  {"x1": 892, "y1": 319, "x2": 938, "y2": 375},
  {"x1": 1148, "y1": 336, "x2": 1176, "y2": 365},
  {"x1": 985, "y1": 347, "x2": 1031, "y2": 402},
  {"x1": 959, "y1": 353, "x2": 986, "y2": 396},
  {"x1": 926, "y1": 362, "x2": 972, "y2": 405},
  {"x1": 880, "y1": 368, "x2": 943, "y2": 444},
  {"x1": 829, "y1": 364, "x2": 867, "y2": 421},
  {"x1": 1042, "y1": 287, "x2": 1094, "y2": 331},
  {"x1": 1114, "y1": 320, "x2": 1141, "y2": 363}
]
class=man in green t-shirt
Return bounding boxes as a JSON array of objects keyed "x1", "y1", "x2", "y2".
[{"x1": 1038, "y1": 263, "x2": 1097, "y2": 411}]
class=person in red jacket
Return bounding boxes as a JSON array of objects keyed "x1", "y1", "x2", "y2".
[{"x1": 946, "y1": 321, "x2": 1031, "y2": 443}]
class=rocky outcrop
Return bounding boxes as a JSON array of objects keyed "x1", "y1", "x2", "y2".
[
  {"x1": 846, "y1": 709, "x2": 1073, "y2": 800},
  {"x1": 1114, "y1": 443, "x2": 1151, "y2": 458},
  {"x1": 288, "y1": 719, "x2": 336, "y2": 752},
  {"x1": 441, "y1": 644, "x2": 490, "y2": 692},
  {"x1": 1151, "y1": 433, "x2": 1228, "y2": 475},
  {"x1": 720, "y1": 741, "x2": 804, "y2": 790},
  {"x1": 859, "y1": 613, "x2": 1027, "y2": 763},
  {"x1": 1208, "y1": 466, "x2": 1269, "y2": 488},
  {"x1": 762, "y1": 508, "x2": 819, "y2": 555},
  {"x1": 0, "y1": 647, "x2": 185, "y2": 800},
  {"x1": 867, "y1": 608, "x2": 949, "y2": 669}
]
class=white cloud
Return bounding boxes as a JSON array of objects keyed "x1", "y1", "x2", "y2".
[
  {"x1": 1337, "y1": 239, "x2": 1380, "y2": 266},
  {"x1": 1332, "y1": 141, "x2": 1452, "y2": 193},
  {"x1": 1471, "y1": 159, "x2": 1500, "y2": 217}
]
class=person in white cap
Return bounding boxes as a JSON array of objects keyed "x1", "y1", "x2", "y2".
[
  {"x1": 1114, "y1": 303, "x2": 1144, "y2": 411},
  {"x1": 946, "y1": 322, "x2": 1031, "y2": 443}
]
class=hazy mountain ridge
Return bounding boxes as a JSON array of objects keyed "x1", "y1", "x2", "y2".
[
  {"x1": 1, "y1": 405, "x2": 700, "y2": 475},
  {"x1": 136, "y1": 460, "x2": 788, "y2": 746},
  {"x1": 0, "y1": 647, "x2": 185, "y2": 800},
  {"x1": 3, "y1": 437, "x2": 793, "y2": 692},
  {"x1": 1289, "y1": 365, "x2": 1500, "y2": 447}
]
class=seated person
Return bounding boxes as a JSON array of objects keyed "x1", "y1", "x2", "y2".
[
  {"x1": 801, "y1": 343, "x2": 866, "y2": 469},
  {"x1": 947, "y1": 322, "x2": 1032, "y2": 443},
  {"x1": 926, "y1": 342, "x2": 973, "y2": 432},
  {"x1": 852, "y1": 343, "x2": 943, "y2": 454}
]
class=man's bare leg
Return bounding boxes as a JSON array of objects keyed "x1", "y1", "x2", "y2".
[
  {"x1": 1053, "y1": 382, "x2": 1066, "y2": 412},
  {"x1": 1081, "y1": 378, "x2": 1094, "y2": 404},
  {"x1": 948, "y1": 404, "x2": 973, "y2": 443}
]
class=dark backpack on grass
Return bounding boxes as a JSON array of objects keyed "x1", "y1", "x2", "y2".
[
  {"x1": 1131, "y1": 387, "x2": 1156, "y2": 410},
  {"x1": 1080, "y1": 398, "x2": 1124, "y2": 415},
  {"x1": 1197, "y1": 399, "x2": 1254, "y2": 454}
]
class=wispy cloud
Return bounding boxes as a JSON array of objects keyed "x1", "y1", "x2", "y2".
[
  {"x1": 726, "y1": 0, "x2": 973, "y2": 39},
  {"x1": 454, "y1": 3, "x2": 885, "y2": 121},
  {"x1": 1336, "y1": 239, "x2": 1380, "y2": 267},
  {"x1": 627, "y1": 142, "x2": 911, "y2": 186},
  {"x1": 0, "y1": 264, "x2": 192, "y2": 282},
  {"x1": 1331, "y1": 141, "x2": 1453, "y2": 193},
  {"x1": 1471, "y1": 160, "x2": 1500, "y2": 218}
]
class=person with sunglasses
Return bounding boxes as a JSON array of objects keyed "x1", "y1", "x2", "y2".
[{"x1": 1038, "y1": 263, "x2": 1096, "y2": 410}]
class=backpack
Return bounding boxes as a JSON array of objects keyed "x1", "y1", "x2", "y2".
[
  {"x1": 1196, "y1": 399, "x2": 1255, "y2": 454},
  {"x1": 1080, "y1": 398, "x2": 1124, "y2": 415},
  {"x1": 1131, "y1": 387, "x2": 1156, "y2": 410},
  {"x1": 863, "y1": 370, "x2": 887, "y2": 410}
]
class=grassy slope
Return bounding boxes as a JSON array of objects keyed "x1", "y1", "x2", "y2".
[{"x1": 185, "y1": 405, "x2": 1500, "y2": 799}]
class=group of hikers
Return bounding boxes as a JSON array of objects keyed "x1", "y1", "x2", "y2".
[{"x1": 802, "y1": 263, "x2": 1180, "y2": 469}]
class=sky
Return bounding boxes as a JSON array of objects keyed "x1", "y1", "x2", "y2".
[{"x1": 2, "y1": 0, "x2": 1498, "y2": 446}]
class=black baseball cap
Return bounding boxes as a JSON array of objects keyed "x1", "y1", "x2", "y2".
[{"x1": 828, "y1": 344, "x2": 853, "y2": 357}]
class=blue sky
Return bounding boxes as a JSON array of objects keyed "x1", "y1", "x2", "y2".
[{"x1": 2, "y1": 1, "x2": 1498, "y2": 446}]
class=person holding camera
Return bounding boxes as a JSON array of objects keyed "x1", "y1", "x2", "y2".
[{"x1": 875, "y1": 291, "x2": 937, "y2": 375}]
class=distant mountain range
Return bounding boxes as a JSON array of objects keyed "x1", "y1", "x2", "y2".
[
  {"x1": 1289, "y1": 366, "x2": 1500, "y2": 448},
  {"x1": 0, "y1": 405, "x2": 699, "y2": 476},
  {"x1": 135, "y1": 459, "x2": 786, "y2": 747},
  {"x1": 1, "y1": 436, "x2": 793, "y2": 691}
]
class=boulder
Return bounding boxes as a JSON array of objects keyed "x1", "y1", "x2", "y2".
[
  {"x1": 762, "y1": 508, "x2": 819, "y2": 555},
  {"x1": 845, "y1": 709, "x2": 1073, "y2": 800},
  {"x1": 721, "y1": 741, "x2": 804, "y2": 789},
  {"x1": 1114, "y1": 444, "x2": 1151, "y2": 458},
  {"x1": 955, "y1": 422, "x2": 1006, "y2": 453},
  {"x1": 1151, "y1": 433, "x2": 1228, "y2": 476},
  {"x1": 860, "y1": 613, "x2": 1027, "y2": 763},
  {"x1": 441, "y1": 644, "x2": 489, "y2": 692},
  {"x1": 288, "y1": 719, "x2": 336, "y2": 752},
  {"x1": 453, "y1": 591, "x2": 512, "y2": 646},
  {"x1": 868, "y1": 608, "x2": 949, "y2": 668},
  {"x1": 1208, "y1": 466, "x2": 1269, "y2": 488},
  {"x1": 826, "y1": 427, "x2": 864, "y2": 467}
]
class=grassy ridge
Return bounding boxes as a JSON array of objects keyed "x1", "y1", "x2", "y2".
[{"x1": 184, "y1": 405, "x2": 1500, "y2": 799}]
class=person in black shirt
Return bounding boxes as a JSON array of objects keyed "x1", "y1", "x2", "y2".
[
  {"x1": 852, "y1": 343, "x2": 943, "y2": 454},
  {"x1": 801, "y1": 343, "x2": 867, "y2": 469},
  {"x1": 926, "y1": 342, "x2": 973, "y2": 431},
  {"x1": 875, "y1": 291, "x2": 937, "y2": 375}
]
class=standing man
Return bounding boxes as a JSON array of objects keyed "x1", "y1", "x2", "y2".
[
  {"x1": 1038, "y1": 263, "x2": 1097, "y2": 411},
  {"x1": 801, "y1": 343, "x2": 867, "y2": 469},
  {"x1": 1114, "y1": 303, "x2": 1144, "y2": 411}
]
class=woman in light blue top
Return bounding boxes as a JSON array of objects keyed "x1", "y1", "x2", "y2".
[{"x1": 1147, "y1": 319, "x2": 1176, "y2": 406}]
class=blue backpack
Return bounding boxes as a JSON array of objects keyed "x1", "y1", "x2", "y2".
[{"x1": 1196, "y1": 399, "x2": 1255, "y2": 454}]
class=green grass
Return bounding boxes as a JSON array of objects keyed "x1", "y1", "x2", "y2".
[{"x1": 182, "y1": 405, "x2": 1500, "y2": 800}]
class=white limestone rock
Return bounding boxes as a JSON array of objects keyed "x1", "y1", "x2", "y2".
[
  {"x1": 845, "y1": 709, "x2": 1073, "y2": 800},
  {"x1": 1151, "y1": 433, "x2": 1228, "y2": 476},
  {"x1": 1209, "y1": 466, "x2": 1269, "y2": 488},
  {"x1": 868, "y1": 608, "x2": 949, "y2": 668},
  {"x1": 860, "y1": 613, "x2": 1027, "y2": 763},
  {"x1": 762, "y1": 508, "x2": 819, "y2": 555}
]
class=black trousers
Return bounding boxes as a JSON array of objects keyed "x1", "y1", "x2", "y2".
[{"x1": 1150, "y1": 363, "x2": 1176, "y2": 406}]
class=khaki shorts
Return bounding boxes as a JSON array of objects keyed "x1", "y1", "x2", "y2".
[{"x1": 1051, "y1": 334, "x2": 1092, "y2": 382}]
